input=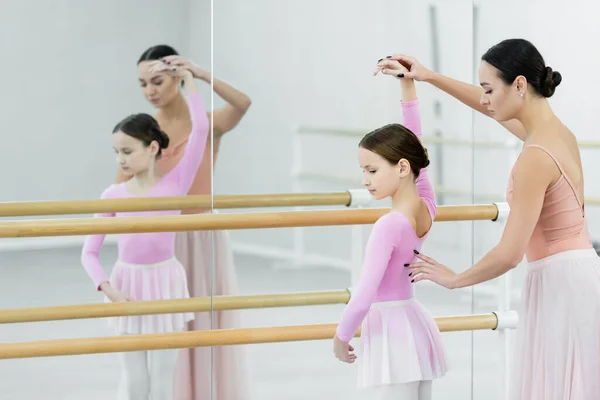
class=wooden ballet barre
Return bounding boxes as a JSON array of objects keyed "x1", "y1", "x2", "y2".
[
  {"x1": 0, "y1": 204, "x2": 499, "y2": 238},
  {"x1": 0, "y1": 192, "x2": 351, "y2": 217},
  {"x1": 0, "y1": 290, "x2": 351, "y2": 324},
  {"x1": 0, "y1": 314, "x2": 498, "y2": 360}
]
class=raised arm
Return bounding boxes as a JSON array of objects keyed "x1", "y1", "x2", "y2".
[
  {"x1": 165, "y1": 72, "x2": 210, "y2": 192},
  {"x1": 335, "y1": 214, "x2": 403, "y2": 342},
  {"x1": 387, "y1": 54, "x2": 527, "y2": 141},
  {"x1": 426, "y1": 72, "x2": 526, "y2": 140},
  {"x1": 210, "y1": 76, "x2": 252, "y2": 137},
  {"x1": 399, "y1": 78, "x2": 436, "y2": 219},
  {"x1": 160, "y1": 55, "x2": 251, "y2": 138}
]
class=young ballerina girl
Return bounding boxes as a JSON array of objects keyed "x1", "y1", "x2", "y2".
[
  {"x1": 333, "y1": 59, "x2": 448, "y2": 399},
  {"x1": 81, "y1": 65, "x2": 208, "y2": 400}
]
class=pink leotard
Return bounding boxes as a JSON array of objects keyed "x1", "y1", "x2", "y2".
[
  {"x1": 81, "y1": 92, "x2": 209, "y2": 290},
  {"x1": 336, "y1": 99, "x2": 435, "y2": 342}
]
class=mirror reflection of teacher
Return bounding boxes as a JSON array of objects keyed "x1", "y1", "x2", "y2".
[{"x1": 116, "y1": 44, "x2": 252, "y2": 400}]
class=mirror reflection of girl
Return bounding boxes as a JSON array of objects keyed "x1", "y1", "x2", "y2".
[
  {"x1": 81, "y1": 66, "x2": 208, "y2": 399},
  {"x1": 123, "y1": 45, "x2": 252, "y2": 400},
  {"x1": 332, "y1": 60, "x2": 448, "y2": 400}
]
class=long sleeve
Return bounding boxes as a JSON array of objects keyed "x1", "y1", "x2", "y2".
[
  {"x1": 81, "y1": 187, "x2": 115, "y2": 290},
  {"x1": 166, "y1": 92, "x2": 210, "y2": 192},
  {"x1": 335, "y1": 214, "x2": 403, "y2": 342},
  {"x1": 402, "y1": 99, "x2": 436, "y2": 219}
]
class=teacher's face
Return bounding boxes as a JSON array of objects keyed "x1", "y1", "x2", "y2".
[{"x1": 138, "y1": 61, "x2": 181, "y2": 109}]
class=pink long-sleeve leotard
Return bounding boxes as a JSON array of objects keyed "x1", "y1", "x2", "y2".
[
  {"x1": 336, "y1": 99, "x2": 435, "y2": 342},
  {"x1": 81, "y1": 92, "x2": 209, "y2": 290}
]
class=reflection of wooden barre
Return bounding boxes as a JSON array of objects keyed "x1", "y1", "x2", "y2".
[
  {"x1": 0, "y1": 313, "x2": 502, "y2": 360},
  {"x1": 0, "y1": 204, "x2": 500, "y2": 238},
  {"x1": 0, "y1": 290, "x2": 352, "y2": 324},
  {"x1": 0, "y1": 192, "x2": 353, "y2": 217},
  {"x1": 296, "y1": 126, "x2": 600, "y2": 149}
]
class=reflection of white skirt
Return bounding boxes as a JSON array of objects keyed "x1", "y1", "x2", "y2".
[
  {"x1": 510, "y1": 248, "x2": 600, "y2": 400},
  {"x1": 358, "y1": 298, "x2": 449, "y2": 388},
  {"x1": 105, "y1": 257, "x2": 195, "y2": 335}
]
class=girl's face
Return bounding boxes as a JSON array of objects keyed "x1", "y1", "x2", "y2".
[
  {"x1": 112, "y1": 131, "x2": 158, "y2": 176},
  {"x1": 358, "y1": 147, "x2": 411, "y2": 201},
  {"x1": 138, "y1": 61, "x2": 181, "y2": 109}
]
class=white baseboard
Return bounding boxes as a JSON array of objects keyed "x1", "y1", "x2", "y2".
[{"x1": 0, "y1": 236, "x2": 118, "y2": 252}]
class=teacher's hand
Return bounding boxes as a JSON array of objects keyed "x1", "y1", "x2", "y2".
[
  {"x1": 384, "y1": 54, "x2": 434, "y2": 82},
  {"x1": 407, "y1": 251, "x2": 458, "y2": 289},
  {"x1": 374, "y1": 58, "x2": 410, "y2": 78}
]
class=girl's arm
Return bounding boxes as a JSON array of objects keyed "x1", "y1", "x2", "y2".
[
  {"x1": 399, "y1": 79, "x2": 436, "y2": 220},
  {"x1": 165, "y1": 71, "x2": 210, "y2": 193},
  {"x1": 335, "y1": 214, "x2": 404, "y2": 342},
  {"x1": 81, "y1": 187, "x2": 115, "y2": 290}
]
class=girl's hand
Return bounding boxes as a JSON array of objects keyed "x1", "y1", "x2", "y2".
[
  {"x1": 100, "y1": 282, "x2": 131, "y2": 302},
  {"x1": 333, "y1": 335, "x2": 357, "y2": 363}
]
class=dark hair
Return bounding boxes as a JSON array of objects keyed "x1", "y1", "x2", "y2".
[
  {"x1": 137, "y1": 44, "x2": 184, "y2": 87},
  {"x1": 359, "y1": 124, "x2": 429, "y2": 179},
  {"x1": 112, "y1": 114, "x2": 170, "y2": 157},
  {"x1": 137, "y1": 44, "x2": 179, "y2": 64},
  {"x1": 481, "y1": 38, "x2": 562, "y2": 98}
]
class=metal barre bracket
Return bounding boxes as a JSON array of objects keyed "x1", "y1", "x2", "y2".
[
  {"x1": 492, "y1": 310, "x2": 519, "y2": 330},
  {"x1": 493, "y1": 202, "x2": 510, "y2": 222},
  {"x1": 347, "y1": 189, "x2": 373, "y2": 208}
]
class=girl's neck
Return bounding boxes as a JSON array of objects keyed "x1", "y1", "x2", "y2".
[
  {"x1": 390, "y1": 180, "x2": 421, "y2": 214},
  {"x1": 128, "y1": 165, "x2": 161, "y2": 194}
]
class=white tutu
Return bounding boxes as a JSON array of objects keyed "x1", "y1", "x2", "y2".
[
  {"x1": 358, "y1": 298, "x2": 449, "y2": 388},
  {"x1": 105, "y1": 257, "x2": 194, "y2": 335}
]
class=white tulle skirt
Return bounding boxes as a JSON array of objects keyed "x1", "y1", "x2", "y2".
[
  {"x1": 358, "y1": 298, "x2": 449, "y2": 389},
  {"x1": 510, "y1": 248, "x2": 600, "y2": 400},
  {"x1": 105, "y1": 257, "x2": 194, "y2": 334}
]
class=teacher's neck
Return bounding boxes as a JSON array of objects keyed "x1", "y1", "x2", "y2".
[
  {"x1": 157, "y1": 93, "x2": 190, "y2": 121},
  {"x1": 518, "y1": 97, "x2": 558, "y2": 138}
]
